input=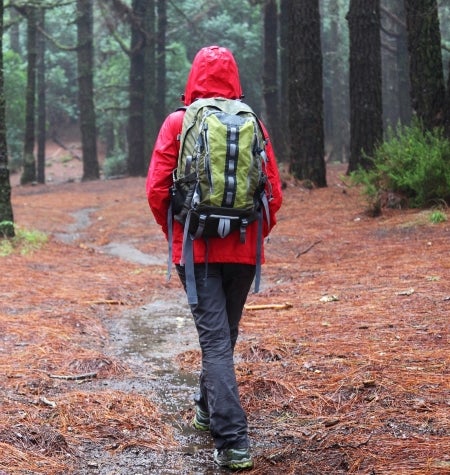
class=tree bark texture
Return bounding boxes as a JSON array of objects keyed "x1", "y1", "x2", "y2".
[
  {"x1": 392, "y1": 0, "x2": 412, "y2": 127},
  {"x1": 278, "y1": 0, "x2": 290, "y2": 162},
  {"x1": 9, "y1": 8, "x2": 21, "y2": 55},
  {"x1": 127, "y1": 0, "x2": 148, "y2": 176},
  {"x1": 263, "y1": 0, "x2": 280, "y2": 157},
  {"x1": 347, "y1": 0, "x2": 383, "y2": 173},
  {"x1": 0, "y1": 0, "x2": 14, "y2": 237},
  {"x1": 380, "y1": 0, "x2": 410, "y2": 129},
  {"x1": 76, "y1": 0, "x2": 99, "y2": 181},
  {"x1": 143, "y1": 0, "x2": 156, "y2": 166},
  {"x1": 288, "y1": 0, "x2": 326, "y2": 187},
  {"x1": 155, "y1": 0, "x2": 167, "y2": 127},
  {"x1": 328, "y1": 0, "x2": 349, "y2": 163},
  {"x1": 446, "y1": 61, "x2": 450, "y2": 138},
  {"x1": 37, "y1": 9, "x2": 46, "y2": 184},
  {"x1": 20, "y1": 7, "x2": 37, "y2": 185},
  {"x1": 404, "y1": 0, "x2": 445, "y2": 131}
]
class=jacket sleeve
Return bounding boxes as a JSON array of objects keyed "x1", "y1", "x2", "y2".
[
  {"x1": 260, "y1": 123, "x2": 283, "y2": 236},
  {"x1": 146, "y1": 111, "x2": 184, "y2": 238}
]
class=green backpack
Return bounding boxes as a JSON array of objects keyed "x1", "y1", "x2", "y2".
[{"x1": 169, "y1": 97, "x2": 270, "y2": 304}]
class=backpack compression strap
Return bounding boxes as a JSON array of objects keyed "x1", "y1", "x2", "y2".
[
  {"x1": 182, "y1": 192, "x2": 271, "y2": 303},
  {"x1": 253, "y1": 192, "x2": 270, "y2": 293},
  {"x1": 167, "y1": 202, "x2": 173, "y2": 282},
  {"x1": 182, "y1": 210, "x2": 198, "y2": 305}
]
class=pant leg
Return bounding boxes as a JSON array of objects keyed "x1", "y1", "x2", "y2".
[
  {"x1": 176, "y1": 263, "x2": 254, "y2": 450},
  {"x1": 223, "y1": 264, "x2": 256, "y2": 352}
]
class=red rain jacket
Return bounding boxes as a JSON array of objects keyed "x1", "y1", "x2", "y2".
[{"x1": 146, "y1": 46, "x2": 283, "y2": 265}]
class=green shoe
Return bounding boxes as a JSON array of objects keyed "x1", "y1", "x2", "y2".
[
  {"x1": 192, "y1": 404, "x2": 210, "y2": 431},
  {"x1": 213, "y1": 448, "x2": 254, "y2": 470}
]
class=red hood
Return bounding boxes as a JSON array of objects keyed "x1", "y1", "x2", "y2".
[{"x1": 183, "y1": 46, "x2": 243, "y2": 106}]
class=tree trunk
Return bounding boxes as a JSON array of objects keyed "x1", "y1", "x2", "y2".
[
  {"x1": 394, "y1": 1, "x2": 411, "y2": 126},
  {"x1": 440, "y1": 5, "x2": 450, "y2": 137},
  {"x1": 263, "y1": 0, "x2": 280, "y2": 156},
  {"x1": 328, "y1": 0, "x2": 348, "y2": 163},
  {"x1": 446, "y1": 60, "x2": 450, "y2": 138},
  {"x1": 37, "y1": 8, "x2": 46, "y2": 184},
  {"x1": 346, "y1": 0, "x2": 383, "y2": 173},
  {"x1": 9, "y1": 7, "x2": 21, "y2": 55},
  {"x1": 0, "y1": 0, "x2": 14, "y2": 237},
  {"x1": 76, "y1": 0, "x2": 99, "y2": 181},
  {"x1": 127, "y1": 0, "x2": 149, "y2": 176},
  {"x1": 143, "y1": 0, "x2": 156, "y2": 166},
  {"x1": 404, "y1": 0, "x2": 445, "y2": 131},
  {"x1": 288, "y1": 0, "x2": 326, "y2": 187},
  {"x1": 155, "y1": 0, "x2": 167, "y2": 127},
  {"x1": 381, "y1": 0, "x2": 400, "y2": 129},
  {"x1": 20, "y1": 6, "x2": 37, "y2": 185},
  {"x1": 278, "y1": 0, "x2": 290, "y2": 164},
  {"x1": 379, "y1": 0, "x2": 411, "y2": 129}
]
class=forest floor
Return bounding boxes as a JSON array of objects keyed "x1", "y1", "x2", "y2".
[{"x1": 1, "y1": 152, "x2": 449, "y2": 474}]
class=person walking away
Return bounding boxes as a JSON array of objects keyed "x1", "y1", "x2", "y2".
[{"x1": 146, "y1": 45, "x2": 282, "y2": 470}]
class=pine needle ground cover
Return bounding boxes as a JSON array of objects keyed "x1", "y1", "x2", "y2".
[{"x1": 1, "y1": 164, "x2": 448, "y2": 474}]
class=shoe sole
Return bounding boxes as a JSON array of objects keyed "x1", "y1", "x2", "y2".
[
  {"x1": 229, "y1": 460, "x2": 254, "y2": 470},
  {"x1": 214, "y1": 456, "x2": 253, "y2": 470}
]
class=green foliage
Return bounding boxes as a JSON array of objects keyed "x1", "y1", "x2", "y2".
[
  {"x1": 0, "y1": 223, "x2": 47, "y2": 256},
  {"x1": 429, "y1": 210, "x2": 447, "y2": 224},
  {"x1": 103, "y1": 152, "x2": 127, "y2": 178},
  {"x1": 3, "y1": 3, "x2": 79, "y2": 167},
  {"x1": 94, "y1": 42, "x2": 129, "y2": 150},
  {"x1": 2, "y1": 0, "x2": 266, "y2": 161},
  {"x1": 0, "y1": 220, "x2": 14, "y2": 238},
  {"x1": 44, "y1": 2, "x2": 79, "y2": 125},
  {"x1": 165, "y1": 42, "x2": 192, "y2": 112},
  {"x1": 167, "y1": 1, "x2": 264, "y2": 111},
  {"x1": 351, "y1": 123, "x2": 450, "y2": 211},
  {"x1": 46, "y1": 63, "x2": 78, "y2": 124}
]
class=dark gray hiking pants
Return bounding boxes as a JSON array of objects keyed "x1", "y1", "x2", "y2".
[{"x1": 176, "y1": 263, "x2": 255, "y2": 450}]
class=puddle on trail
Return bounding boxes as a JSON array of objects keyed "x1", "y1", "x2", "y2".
[
  {"x1": 80, "y1": 296, "x2": 230, "y2": 475},
  {"x1": 107, "y1": 299, "x2": 201, "y2": 419}
]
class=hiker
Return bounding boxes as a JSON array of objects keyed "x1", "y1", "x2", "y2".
[{"x1": 146, "y1": 45, "x2": 282, "y2": 470}]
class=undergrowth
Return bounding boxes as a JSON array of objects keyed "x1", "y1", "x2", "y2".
[
  {"x1": 350, "y1": 123, "x2": 450, "y2": 215},
  {"x1": 0, "y1": 222, "x2": 48, "y2": 256},
  {"x1": 103, "y1": 152, "x2": 127, "y2": 178}
]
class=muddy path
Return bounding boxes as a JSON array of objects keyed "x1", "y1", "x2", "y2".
[{"x1": 75, "y1": 301, "x2": 222, "y2": 474}]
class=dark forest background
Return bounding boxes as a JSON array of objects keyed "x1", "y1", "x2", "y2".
[{"x1": 0, "y1": 0, "x2": 449, "y2": 235}]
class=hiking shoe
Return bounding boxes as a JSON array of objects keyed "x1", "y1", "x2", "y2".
[
  {"x1": 213, "y1": 448, "x2": 254, "y2": 470},
  {"x1": 192, "y1": 404, "x2": 210, "y2": 431}
]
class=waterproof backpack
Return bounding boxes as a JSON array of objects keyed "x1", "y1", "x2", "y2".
[{"x1": 168, "y1": 97, "x2": 270, "y2": 305}]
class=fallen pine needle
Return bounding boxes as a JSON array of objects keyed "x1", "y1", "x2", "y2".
[
  {"x1": 48, "y1": 372, "x2": 98, "y2": 381},
  {"x1": 84, "y1": 299, "x2": 125, "y2": 305},
  {"x1": 244, "y1": 302, "x2": 293, "y2": 311},
  {"x1": 295, "y1": 240, "x2": 322, "y2": 258},
  {"x1": 39, "y1": 396, "x2": 57, "y2": 408}
]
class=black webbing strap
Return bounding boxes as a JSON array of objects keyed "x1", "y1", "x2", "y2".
[
  {"x1": 254, "y1": 210, "x2": 263, "y2": 293},
  {"x1": 182, "y1": 211, "x2": 198, "y2": 305},
  {"x1": 166, "y1": 202, "x2": 173, "y2": 282}
]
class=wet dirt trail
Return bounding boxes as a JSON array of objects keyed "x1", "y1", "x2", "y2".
[{"x1": 77, "y1": 298, "x2": 221, "y2": 474}]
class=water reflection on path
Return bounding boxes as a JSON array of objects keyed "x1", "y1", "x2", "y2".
[{"x1": 103, "y1": 296, "x2": 225, "y2": 474}]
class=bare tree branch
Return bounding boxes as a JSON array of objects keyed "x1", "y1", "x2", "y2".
[{"x1": 380, "y1": 5, "x2": 406, "y2": 29}]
